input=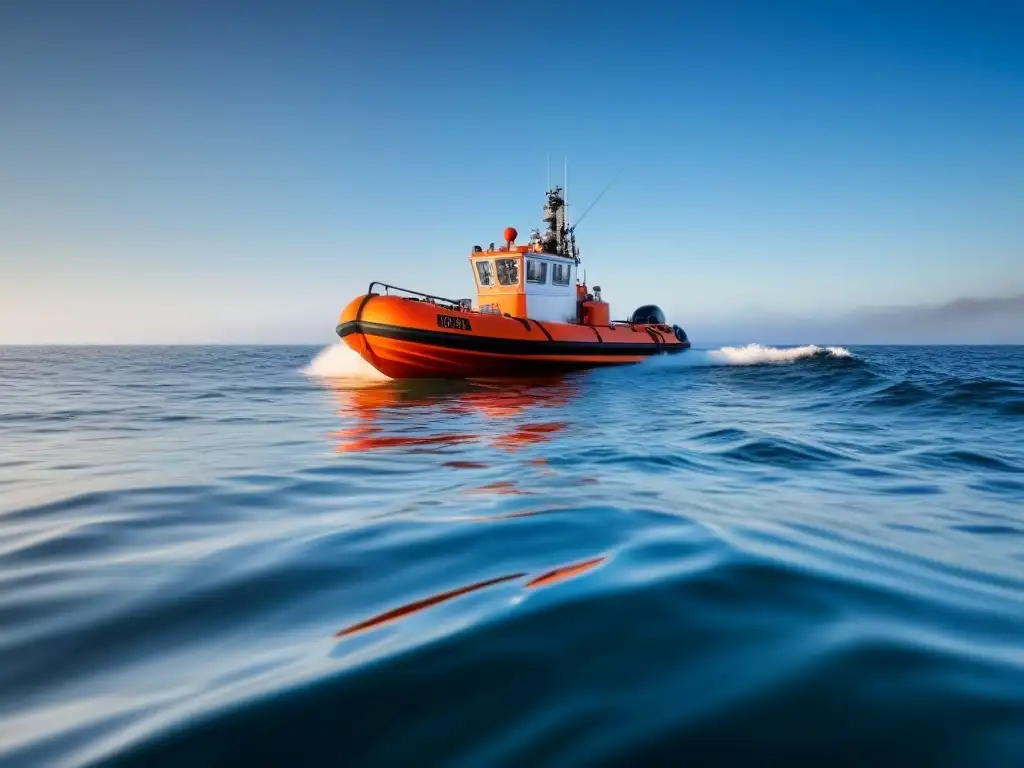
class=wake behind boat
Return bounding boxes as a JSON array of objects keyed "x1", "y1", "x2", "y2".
[{"x1": 336, "y1": 186, "x2": 690, "y2": 379}]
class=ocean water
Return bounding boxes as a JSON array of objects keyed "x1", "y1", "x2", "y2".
[{"x1": 2, "y1": 343, "x2": 1023, "y2": 766}]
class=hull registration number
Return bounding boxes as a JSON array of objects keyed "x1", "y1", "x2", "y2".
[{"x1": 437, "y1": 314, "x2": 472, "y2": 331}]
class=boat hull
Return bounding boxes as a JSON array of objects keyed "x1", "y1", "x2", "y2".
[{"x1": 336, "y1": 294, "x2": 689, "y2": 379}]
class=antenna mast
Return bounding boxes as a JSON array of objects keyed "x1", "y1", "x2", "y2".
[{"x1": 539, "y1": 156, "x2": 580, "y2": 264}]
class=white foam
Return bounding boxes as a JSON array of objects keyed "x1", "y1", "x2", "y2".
[
  {"x1": 707, "y1": 343, "x2": 851, "y2": 365},
  {"x1": 302, "y1": 343, "x2": 390, "y2": 380},
  {"x1": 646, "y1": 343, "x2": 852, "y2": 369},
  {"x1": 302, "y1": 341, "x2": 847, "y2": 381}
]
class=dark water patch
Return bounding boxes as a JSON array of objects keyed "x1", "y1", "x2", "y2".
[
  {"x1": 950, "y1": 524, "x2": 1024, "y2": 536},
  {"x1": 876, "y1": 482, "x2": 945, "y2": 495},
  {"x1": 840, "y1": 465, "x2": 900, "y2": 479},
  {"x1": 155, "y1": 414, "x2": 199, "y2": 423},
  {"x1": 602, "y1": 635, "x2": 1024, "y2": 767}
]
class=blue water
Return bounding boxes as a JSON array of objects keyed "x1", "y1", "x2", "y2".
[{"x1": 2, "y1": 344, "x2": 1024, "y2": 766}]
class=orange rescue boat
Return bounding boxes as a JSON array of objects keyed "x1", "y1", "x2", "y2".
[{"x1": 337, "y1": 186, "x2": 690, "y2": 379}]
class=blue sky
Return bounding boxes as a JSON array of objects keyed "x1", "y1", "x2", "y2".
[{"x1": 1, "y1": 0, "x2": 1022, "y2": 343}]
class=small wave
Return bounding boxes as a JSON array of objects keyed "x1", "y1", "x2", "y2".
[
  {"x1": 917, "y1": 449, "x2": 1022, "y2": 474},
  {"x1": 718, "y1": 437, "x2": 847, "y2": 467},
  {"x1": 647, "y1": 343, "x2": 852, "y2": 369},
  {"x1": 302, "y1": 344, "x2": 389, "y2": 381},
  {"x1": 868, "y1": 381, "x2": 933, "y2": 408},
  {"x1": 862, "y1": 375, "x2": 1024, "y2": 415},
  {"x1": 939, "y1": 379, "x2": 1024, "y2": 416}
]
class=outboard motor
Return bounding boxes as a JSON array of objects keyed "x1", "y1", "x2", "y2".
[
  {"x1": 630, "y1": 304, "x2": 666, "y2": 325},
  {"x1": 672, "y1": 324, "x2": 688, "y2": 343}
]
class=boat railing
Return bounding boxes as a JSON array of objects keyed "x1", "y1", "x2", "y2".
[{"x1": 367, "y1": 281, "x2": 464, "y2": 309}]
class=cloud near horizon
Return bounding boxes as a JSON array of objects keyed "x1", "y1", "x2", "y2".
[{"x1": 690, "y1": 293, "x2": 1024, "y2": 346}]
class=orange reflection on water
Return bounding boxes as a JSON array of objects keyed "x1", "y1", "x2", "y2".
[
  {"x1": 495, "y1": 421, "x2": 569, "y2": 452},
  {"x1": 525, "y1": 556, "x2": 607, "y2": 588},
  {"x1": 324, "y1": 376, "x2": 581, "y2": 455},
  {"x1": 332, "y1": 430, "x2": 479, "y2": 454},
  {"x1": 327, "y1": 384, "x2": 482, "y2": 453},
  {"x1": 336, "y1": 554, "x2": 608, "y2": 639},
  {"x1": 335, "y1": 572, "x2": 525, "y2": 638},
  {"x1": 465, "y1": 480, "x2": 529, "y2": 496},
  {"x1": 456, "y1": 376, "x2": 575, "y2": 419},
  {"x1": 468, "y1": 508, "x2": 555, "y2": 522}
]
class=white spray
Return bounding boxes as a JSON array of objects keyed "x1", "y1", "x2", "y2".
[
  {"x1": 301, "y1": 341, "x2": 848, "y2": 381},
  {"x1": 302, "y1": 343, "x2": 390, "y2": 380},
  {"x1": 645, "y1": 343, "x2": 852, "y2": 368}
]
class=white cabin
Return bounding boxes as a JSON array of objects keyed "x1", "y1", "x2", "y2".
[
  {"x1": 469, "y1": 247, "x2": 577, "y2": 322},
  {"x1": 522, "y1": 252, "x2": 577, "y2": 322}
]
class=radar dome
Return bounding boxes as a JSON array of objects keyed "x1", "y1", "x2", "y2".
[{"x1": 630, "y1": 305, "x2": 666, "y2": 325}]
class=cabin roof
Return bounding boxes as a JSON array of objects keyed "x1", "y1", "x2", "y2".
[{"x1": 470, "y1": 246, "x2": 574, "y2": 260}]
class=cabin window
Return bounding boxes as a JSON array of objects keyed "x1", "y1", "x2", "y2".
[
  {"x1": 476, "y1": 260, "x2": 494, "y2": 286},
  {"x1": 495, "y1": 258, "x2": 519, "y2": 286},
  {"x1": 526, "y1": 259, "x2": 547, "y2": 284},
  {"x1": 552, "y1": 262, "x2": 571, "y2": 286}
]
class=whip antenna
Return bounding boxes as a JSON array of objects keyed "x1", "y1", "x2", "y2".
[{"x1": 568, "y1": 166, "x2": 625, "y2": 234}]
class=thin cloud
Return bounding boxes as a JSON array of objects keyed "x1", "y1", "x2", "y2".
[{"x1": 689, "y1": 292, "x2": 1024, "y2": 345}]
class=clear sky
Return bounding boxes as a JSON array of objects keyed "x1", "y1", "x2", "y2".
[{"x1": 2, "y1": 0, "x2": 1022, "y2": 344}]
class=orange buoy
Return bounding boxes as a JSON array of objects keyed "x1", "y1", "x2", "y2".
[{"x1": 503, "y1": 227, "x2": 518, "y2": 246}]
